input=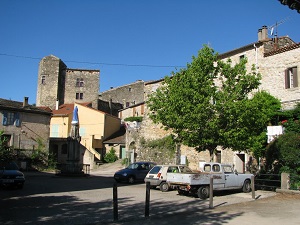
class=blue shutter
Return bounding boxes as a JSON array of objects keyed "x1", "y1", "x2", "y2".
[
  {"x1": 15, "y1": 113, "x2": 21, "y2": 127},
  {"x1": 2, "y1": 111, "x2": 8, "y2": 126}
]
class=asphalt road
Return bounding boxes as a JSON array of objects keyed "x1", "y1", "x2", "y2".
[{"x1": 1, "y1": 162, "x2": 299, "y2": 225}]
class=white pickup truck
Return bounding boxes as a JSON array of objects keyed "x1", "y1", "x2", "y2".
[{"x1": 167, "y1": 162, "x2": 253, "y2": 199}]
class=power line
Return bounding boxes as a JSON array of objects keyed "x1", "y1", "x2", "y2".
[{"x1": 0, "y1": 53, "x2": 185, "y2": 68}]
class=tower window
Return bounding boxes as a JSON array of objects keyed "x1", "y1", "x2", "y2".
[
  {"x1": 41, "y1": 75, "x2": 46, "y2": 84},
  {"x1": 76, "y1": 78, "x2": 84, "y2": 87},
  {"x1": 76, "y1": 93, "x2": 83, "y2": 100}
]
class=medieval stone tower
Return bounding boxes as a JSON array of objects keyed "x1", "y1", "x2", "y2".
[{"x1": 36, "y1": 55, "x2": 100, "y2": 109}]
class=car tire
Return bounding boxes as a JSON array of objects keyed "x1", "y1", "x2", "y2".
[
  {"x1": 242, "y1": 179, "x2": 251, "y2": 193},
  {"x1": 159, "y1": 182, "x2": 169, "y2": 192},
  {"x1": 197, "y1": 186, "x2": 209, "y2": 200},
  {"x1": 128, "y1": 176, "x2": 135, "y2": 184}
]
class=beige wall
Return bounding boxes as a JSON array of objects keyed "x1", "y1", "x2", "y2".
[
  {"x1": 50, "y1": 115, "x2": 72, "y2": 138},
  {"x1": 119, "y1": 104, "x2": 145, "y2": 120}
]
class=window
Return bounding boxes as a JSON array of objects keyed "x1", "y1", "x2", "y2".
[
  {"x1": 76, "y1": 78, "x2": 84, "y2": 87},
  {"x1": 239, "y1": 54, "x2": 245, "y2": 62},
  {"x1": 212, "y1": 164, "x2": 220, "y2": 172},
  {"x1": 2, "y1": 111, "x2": 20, "y2": 126},
  {"x1": 128, "y1": 87, "x2": 132, "y2": 92},
  {"x1": 204, "y1": 164, "x2": 211, "y2": 172},
  {"x1": 1, "y1": 134, "x2": 11, "y2": 147},
  {"x1": 41, "y1": 75, "x2": 46, "y2": 84},
  {"x1": 76, "y1": 93, "x2": 83, "y2": 100},
  {"x1": 126, "y1": 102, "x2": 130, "y2": 107},
  {"x1": 222, "y1": 165, "x2": 234, "y2": 174},
  {"x1": 285, "y1": 67, "x2": 298, "y2": 89}
]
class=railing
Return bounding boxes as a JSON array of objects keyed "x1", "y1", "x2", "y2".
[
  {"x1": 289, "y1": 173, "x2": 300, "y2": 190},
  {"x1": 254, "y1": 173, "x2": 281, "y2": 191}
]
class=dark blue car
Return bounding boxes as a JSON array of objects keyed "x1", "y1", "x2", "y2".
[
  {"x1": 0, "y1": 161, "x2": 25, "y2": 189},
  {"x1": 114, "y1": 161, "x2": 156, "y2": 184}
]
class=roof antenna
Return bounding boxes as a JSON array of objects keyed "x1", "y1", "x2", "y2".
[{"x1": 268, "y1": 17, "x2": 289, "y2": 38}]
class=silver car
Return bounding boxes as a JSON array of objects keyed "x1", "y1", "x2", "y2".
[{"x1": 144, "y1": 165, "x2": 193, "y2": 192}]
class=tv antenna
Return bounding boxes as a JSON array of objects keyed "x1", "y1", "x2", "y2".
[{"x1": 268, "y1": 17, "x2": 289, "y2": 38}]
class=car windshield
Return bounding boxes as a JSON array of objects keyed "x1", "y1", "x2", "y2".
[{"x1": 0, "y1": 161, "x2": 19, "y2": 170}]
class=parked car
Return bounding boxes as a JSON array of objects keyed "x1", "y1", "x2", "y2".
[
  {"x1": 144, "y1": 165, "x2": 193, "y2": 192},
  {"x1": 0, "y1": 161, "x2": 25, "y2": 189},
  {"x1": 167, "y1": 162, "x2": 253, "y2": 199},
  {"x1": 114, "y1": 161, "x2": 156, "y2": 184}
]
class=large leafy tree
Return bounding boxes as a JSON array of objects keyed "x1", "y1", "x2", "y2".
[{"x1": 148, "y1": 45, "x2": 280, "y2": 160}]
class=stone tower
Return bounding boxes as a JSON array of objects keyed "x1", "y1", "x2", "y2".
[{"x1": 36, "y1": 55, "x2": 100, "y2": 109}]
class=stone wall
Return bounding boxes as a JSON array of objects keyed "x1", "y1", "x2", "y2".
[
  {"x1": 36, "y1": 55, "x2": 66, "y2": 109},
  {"x1": 100, "y1": 80, "x2": 144, "y2": 107},
  {"x1": 64, "y1": 69, "x2": 99, "y2": 109}
]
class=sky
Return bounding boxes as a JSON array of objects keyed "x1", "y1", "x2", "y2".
[{"x1": 0, "y1": 0, "x2": 299, "y2": 104}]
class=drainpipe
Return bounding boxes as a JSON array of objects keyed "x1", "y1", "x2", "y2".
[{"x1": 253, "y1": 44, "x2": 258, "y2": 72}]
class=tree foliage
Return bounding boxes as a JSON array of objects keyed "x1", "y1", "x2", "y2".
[
  {"x1": 147, "y1": 45, "x2": 280, "y2": 159},
  {"x1": 104, "y1": 147, "x2": 118, "y2": 163},
  {"x1": 0, "y1": 130, "x2": 15, "y2": 161},
  {"x1": 266, "y1": 104, "x2": 300, "y2": 188}
]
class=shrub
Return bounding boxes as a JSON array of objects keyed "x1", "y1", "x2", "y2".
[
  {"x1": 124, "y1": 116, "x2": 143, "y2": 122},
  {"x1": 104, "y1": 148, "x2": 118, "y2": 163}
]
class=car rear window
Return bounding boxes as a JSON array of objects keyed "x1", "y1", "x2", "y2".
[
  {"x1": 0, "y1": 161, "x2": 19, "y2": 170},
  {"x1": 148, "y1": 166, "x2": 162, "y2": 174}
]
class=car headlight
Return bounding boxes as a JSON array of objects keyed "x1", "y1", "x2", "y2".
[
  {"x1": 16, "y1": 176, "x2": 24, "y2": 179},
  {"x1": 122, "y1": 173, "x2": 127, "y2": 177}
]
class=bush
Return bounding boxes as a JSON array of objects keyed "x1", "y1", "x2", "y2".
[
  {"x1": 104, "y1": 148, "x2": 118, "y2": 163},
  {"x1": 124, "y1": 116, "x2": 143, "y2": 122}
]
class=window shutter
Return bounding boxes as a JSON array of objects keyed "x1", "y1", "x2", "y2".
[
  {"x1": 15, "y1": 113, "x2": 21, "y2": 127},
  {"x1": 293, "y1": 67, "x2": 298, "y2": 87},
  {"x1": 2, "y1": 111, "x2": 8, "y2": 126},
  {"x1": 285, "y1": 69, "x2": 290, "y2": 89}
]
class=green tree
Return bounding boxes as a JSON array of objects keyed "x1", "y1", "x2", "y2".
[
  {"x1": 148, "y1": 45, "x2": 280, "y2": 160},
  {"x1": 0, "y1": 130, "x2": 14, "y2": 161}
]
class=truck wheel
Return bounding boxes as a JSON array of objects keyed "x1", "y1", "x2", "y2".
[
  {"x1": 197, "y1": 186, "x2": 209, "y2": 200},
  {"x1": 242, "y1": 179, "x2": 251, "y2": 193},
  {"x1": 159, "y1": 182, "x2": 169, "y2": 192}
]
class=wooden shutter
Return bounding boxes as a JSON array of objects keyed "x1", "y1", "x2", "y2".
[
  {"x1": 2, "y1": 111, "x2": 8, "y2": 126},
  {"x1": 285, "y1": 69, "x2": 290, "y2": 89},
  {"x1": 293, "y1": 67, "x2": 298, "y2": 87}
]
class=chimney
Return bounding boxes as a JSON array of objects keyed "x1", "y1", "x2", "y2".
[
  {"x1": 257, "y1": 28, "x2": 262, "y2": 41},
  {"x1": 23, "y1": 97, "x2": 29, "y2": 107},
  {"x1": 55, "y1": 99, "x2": 59, "y2": 110},
  {"x1": 261, "y1": 25, "x2": 268, "y2": 40}
]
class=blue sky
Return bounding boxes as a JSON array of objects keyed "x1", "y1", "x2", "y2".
[{"x1": 1, "y1": 0, "x2": 299, "y2": 104}]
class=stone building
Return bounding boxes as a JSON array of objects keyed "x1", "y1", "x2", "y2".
[
  {"x1": 218, "y1": 25, "x2": 300, "y2": 110},
  {"x1": 36, "y1": 55, "x2": 100, "y2": 110},
  {"x1": 125, "y1": 26, "x2": 300, "y2": 173},
  {"x1": 0, "y1": 97, "x2": 51, "y2": 167}
]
